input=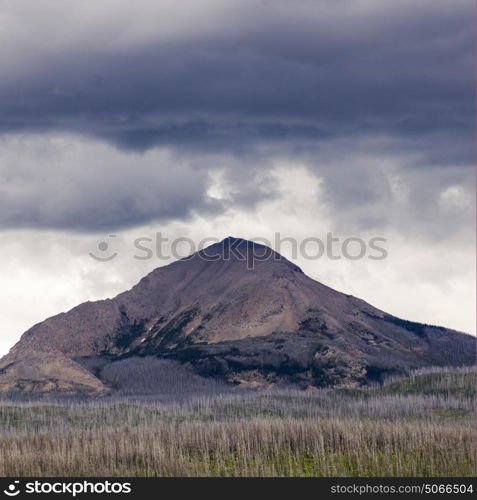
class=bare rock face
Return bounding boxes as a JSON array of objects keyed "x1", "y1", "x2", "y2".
[
  {"x1": 0, "y1": 237, "x2": 475, "y2": 395},
  {"x1": 0, "y1": 352, "x2": 107, "y2": 396}
]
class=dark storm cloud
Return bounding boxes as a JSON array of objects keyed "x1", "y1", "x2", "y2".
[
  {"x1": 0, "y1": 0, "x2": 473, "y2": 157},
  {"x1": 0, "y1": 0, "x2": 473, "y2": 233},
  {"x1": 0, "y1": 137, "x2": 222, "y2": 232}
]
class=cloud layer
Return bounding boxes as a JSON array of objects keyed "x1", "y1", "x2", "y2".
[
  {"x1": 0, "y1": 0, "x2": 474, "y2": 351},
  {"x1": 0, "y1": 0, "x2": 473, "y2": 153}
]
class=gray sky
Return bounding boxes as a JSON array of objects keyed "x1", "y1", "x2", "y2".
[{"x1": 0, "y1": 0, "x2": 474, "y2": 355}]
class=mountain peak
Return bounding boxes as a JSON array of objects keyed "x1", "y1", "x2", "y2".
[
  {"x1": 216, "y1": 236, "x2": 268, "y2": 250},
  {"x1": 221, "y1": 236, "x2": 249, "y2": 245},
  {"x1": 194, "y1": 236, "x2": 303, "y2": 273}
]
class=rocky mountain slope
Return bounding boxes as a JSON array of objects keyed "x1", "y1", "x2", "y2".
[{"x1": 0, "y1": 237, "x2": 474, "y2": 395}]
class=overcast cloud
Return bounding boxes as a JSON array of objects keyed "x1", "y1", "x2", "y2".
[
  {"x1": 0, "y1": 0, "x2": 474, "y2": 353},
  {"x1": 0, "y1": 1, "x2": 473, "y2": 154}
]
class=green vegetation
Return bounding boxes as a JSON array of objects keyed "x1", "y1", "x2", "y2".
[
  {"x1": 381, "y1": 369, "x2": 475, "y2": 398},
  {"x1": 0, "y1": 367, "x2": 475, "y2": 477}
]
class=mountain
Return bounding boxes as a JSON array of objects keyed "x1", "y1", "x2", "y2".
[{"x1": 0, "y1": 237, "x2": 474, "y2": 396}]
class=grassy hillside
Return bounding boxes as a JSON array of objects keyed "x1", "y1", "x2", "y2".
[
  {"x1": 0, "y1": 366, "x2": 475, "y2": 477},
  {"x1": 380, "y1": 369, "x2": 475, "y2": 398}
]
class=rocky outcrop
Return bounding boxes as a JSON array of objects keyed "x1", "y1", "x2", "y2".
[{"x1": 0, "y1": 351, "x2": 107, "y2": 396}]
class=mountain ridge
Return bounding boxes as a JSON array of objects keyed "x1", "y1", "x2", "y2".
[{"x1": 0, "y1": 237, "x2": 474, "y2": 396}]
